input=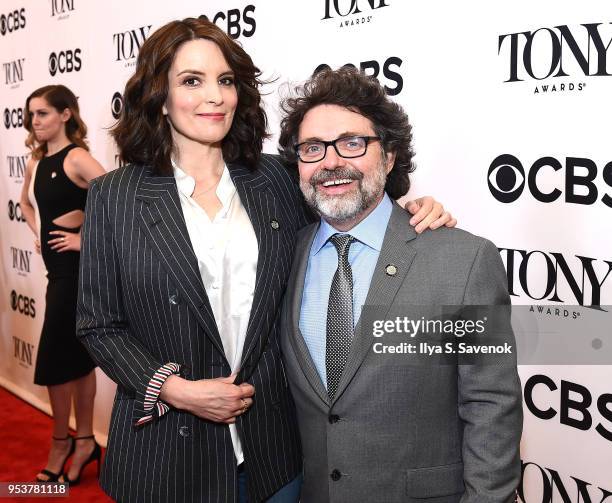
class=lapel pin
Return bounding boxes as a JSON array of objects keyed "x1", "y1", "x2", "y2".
[
  {"x1": 385, "y1": 264, "x2": 398, "y2": 276},
  {"x1": 270, "y1": 219, "x2": 280, "y2": 230},
  {"x1": 51, "y1": 172, "x2": 57, "y2": 179},
  {"x1": 169, "y1": 293, "x2": 179, "y2": 305}
]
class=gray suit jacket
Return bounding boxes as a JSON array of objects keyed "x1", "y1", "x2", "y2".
[{"x1": 281, "y1": 202, "x2": 522, "y2": 503}]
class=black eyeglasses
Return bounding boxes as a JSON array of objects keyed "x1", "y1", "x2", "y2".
[{"x1": 294, "y1": 135, "x2": 380, "y2": 163}]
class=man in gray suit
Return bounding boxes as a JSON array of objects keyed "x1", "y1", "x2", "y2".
[{"x1": 277, "y1": 67, "x2": 522, "y2": 503}]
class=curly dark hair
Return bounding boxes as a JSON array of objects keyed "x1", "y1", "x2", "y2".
[
  {"x1": 112, "y1": 17, "x2": 268, "y2": 174},
  {"x1": 278, "y1": 67, "x2": 415, "y2": 199}
]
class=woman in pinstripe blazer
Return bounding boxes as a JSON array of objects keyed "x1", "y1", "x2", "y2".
[{"x1": 77, "y1": 18, "x2": 454, "y2": 503}]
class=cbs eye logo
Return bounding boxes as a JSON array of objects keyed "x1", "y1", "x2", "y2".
[
  {"x1": 8, "y1": 200, "x2": 26, "y2": 222},
  {"x1": 111, "y1": 92, "x2": 123, "y2": 120},
  {"x1": 48, "y1": 49, "x2": 81, "y2": 76},
  {"x1": 487, "y1": 154, "x2": 525, "y2": 203}
]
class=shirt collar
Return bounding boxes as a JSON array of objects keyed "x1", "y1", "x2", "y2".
[
  {"x1": 311, "y1": 192, "x2": 393, "y2": 256},
  {"x1": 172, "y1": 159, "x2": 236, "y2": 210}
]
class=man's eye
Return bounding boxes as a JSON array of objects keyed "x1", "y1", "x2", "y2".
[
  {"x1": 342, "y1": 138, "x2": 363, "y2": 149},
  {"x1": 305, "y1": 144, "x2": 322, "y2": 154}
]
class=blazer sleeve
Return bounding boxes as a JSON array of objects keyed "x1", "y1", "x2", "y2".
[
  {"x1": 458, "y1": 238, "x2": 523, "y2": 503},
  {"x1": 77, "y1": 179, "x2": 179, "y2": 425}
]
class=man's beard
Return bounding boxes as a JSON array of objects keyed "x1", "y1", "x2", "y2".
[{"x1": 300, "y1": 163, "x2": 387, "y2": 224}]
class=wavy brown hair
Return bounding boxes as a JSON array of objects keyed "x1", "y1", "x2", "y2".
[
  {"x1": 112, "y1": 17, "x2": 268, "y2": 174},
  {"x1": 278, "y1": 67, "x2": 415, "y2": 199},
  {"x1": 24, "y1": 85, "x2": 89, "y2": 160}
]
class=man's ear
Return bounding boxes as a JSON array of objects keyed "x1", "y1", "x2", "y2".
[{"x1": 385, "y1": 151, "x2": 397, "y2": 174}]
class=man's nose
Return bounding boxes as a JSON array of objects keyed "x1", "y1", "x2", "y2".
[{"x1": 319, "y1": 145, "x2": 345, "y2": 169}]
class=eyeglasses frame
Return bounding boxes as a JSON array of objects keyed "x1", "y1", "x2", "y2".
[{"x1": 293, "y1": 135, "x2": 381, "y2": 163}]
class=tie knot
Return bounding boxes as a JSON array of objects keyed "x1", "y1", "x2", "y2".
[{"x1": 329, "y1": 233, "x2": 354, "y2": 258}]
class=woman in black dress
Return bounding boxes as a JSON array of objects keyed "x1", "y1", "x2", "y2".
[{"x1": 19, "y1": 85, "x2": 106, "y2": 483}]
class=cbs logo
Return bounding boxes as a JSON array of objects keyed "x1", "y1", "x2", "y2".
[
  {"x1": 4, "y1": 108, "x2": 24, "y2": 129},
  {"x1": 48, "y1": 49, "x2": 82, "y2": 76},
  {"x1": 488, "y1": 154, "x2": 612, "y2": 207},
  {"x1": 8, "y1": 200, "x2": 26, "y2": 222},
  {"x1": 0, "y1": 8, "x2": 26, "y2": 36},
  {"x1": 199, "y1": 5, "x2": 256, "y2": 40},
  {"x1": 11, "y1": 290, "x2": 36, "y2": 318},
  {"x1": 314, "y1": 57, "x2": 403, "y2": 96}
]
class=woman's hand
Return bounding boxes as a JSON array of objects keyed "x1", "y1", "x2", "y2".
[
  {"x1": 161, "y1": 374, "x2": 255, "y2": 424},
  {"x1": 48, "y1": 230, "x2": 81, "y2": 252},
  {"x1": 405, "y1": 196, "x2": 457, "y2": 233}
]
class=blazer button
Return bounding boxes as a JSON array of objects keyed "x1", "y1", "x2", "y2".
[
  {"x1": 328, "y1": 414, "x2": 340, "y2": 424},
  {"x1": 178, "y1": 426, "x2": 190, "y2": 437},
  {"x1": 182, "y1": 366, "x2": 191, "y2": 377},
  {"x1": 270, "y1": 219, "x2": 280, "y2": 230},
  {"x1": 330, "y1": 469, "x2": 342, "y2": 481}
]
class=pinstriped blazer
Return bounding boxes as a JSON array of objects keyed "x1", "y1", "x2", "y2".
[{"x1": 77, "y1": 154, "x2": 309, "y2": 503}]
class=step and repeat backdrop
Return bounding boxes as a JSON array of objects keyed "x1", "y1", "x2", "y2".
[{"x1": 1, "y1": 0, "x2": 611, "y2": 499}]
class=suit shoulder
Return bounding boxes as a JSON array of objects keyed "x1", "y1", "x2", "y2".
[
  {"x1": 415, "y1": 226, "x2": 499, "y2": 259},
  {"x1": 91, "y1": 164, "x2": 147, "y2": 197},
  {"x1": 258, "y1": 153, "x2": 298, "y2": 185}
]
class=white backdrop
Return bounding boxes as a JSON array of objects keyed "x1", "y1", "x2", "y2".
[{"x1": 1, "y1": 1, "x2": 611, "y2": 498}]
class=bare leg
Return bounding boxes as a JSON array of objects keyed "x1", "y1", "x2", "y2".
[
  {"x1": 67, "y1": 370, "x2": 97, "y2": 481},
  {"x1": 37, "y1": 383, "x2": 74, "y2": 481}
]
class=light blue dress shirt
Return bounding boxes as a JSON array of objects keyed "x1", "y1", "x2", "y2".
[{"x1": 299, "y1": 193, "x2": 393, "y2": 387}]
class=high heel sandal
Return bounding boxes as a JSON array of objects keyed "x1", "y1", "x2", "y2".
[
  {"x1": 35, "y1": 435, "x2": 75, "y2": 483},
  {"x1": 62, "y1": 435, "x2": 101, "y2": 486}
]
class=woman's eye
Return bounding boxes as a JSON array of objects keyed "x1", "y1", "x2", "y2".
[
  {"x1": 183, "y1": 77, "x2": 200, "y2": 87},
  {"x1": 219, "y1": 76, "x2": 235, "y2": 86}
]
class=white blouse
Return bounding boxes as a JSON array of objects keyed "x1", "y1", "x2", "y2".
[{"x1": 173, "y1": 161, "x2": 258, "y2": 465}]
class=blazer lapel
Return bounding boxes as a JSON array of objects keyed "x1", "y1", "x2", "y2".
[
  {"x1": 333, "y1": 203, "x2": 418, "y2": 404},
  {"x1": 135, "y1": 170, "x2": 225, "y2": 357},
  {"x1": 229, "y1": 162, "x2": 288, "y2": 374},
  {"x1": 287, "y1": 223, "x2": 331, "y2": 407}
]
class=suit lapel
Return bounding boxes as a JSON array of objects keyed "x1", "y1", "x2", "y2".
[
  {"x1": 229, "y1": 162, "x2": 286, "y2": 373},
  {"x1": 332, "y1": 203, "x2": 418, "y2": 404},
  {"x1": 288, "y1": 223, "x2": 331, "y2": 406},
  {"x1": 135, "y1": 170, "x2": 225, "y2": 357}
]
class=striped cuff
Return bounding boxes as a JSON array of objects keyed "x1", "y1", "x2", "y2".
[{"x1": 135, "y1": 362, "x2": 181, "y2": 426}]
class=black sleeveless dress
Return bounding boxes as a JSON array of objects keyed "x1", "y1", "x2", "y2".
[{"x1": 33, "y1": 144, "x2": 96, "y2": 385}]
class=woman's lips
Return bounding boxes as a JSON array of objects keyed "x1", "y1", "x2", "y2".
[{"x1": 198, "y1": 113, "x2": 225, "y2": 121}]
